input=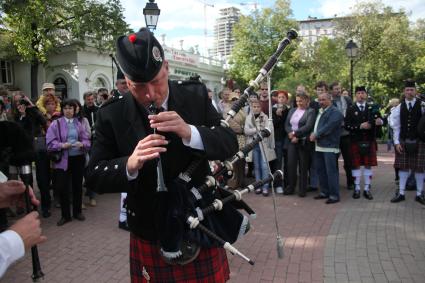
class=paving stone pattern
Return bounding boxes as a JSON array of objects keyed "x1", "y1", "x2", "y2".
[{"x1": 2, "y1": 146, "x2": 424, "y2": 283}]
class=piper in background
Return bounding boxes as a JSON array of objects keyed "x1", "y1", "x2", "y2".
[
  {"x1": 390, "y1": 79, "x2": 425, "y2": 205},
  {"x1": 345, "y1": 86, "x2": 383, "y2": 200}
]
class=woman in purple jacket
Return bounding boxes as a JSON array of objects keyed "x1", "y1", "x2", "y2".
[{"x1": 46, "y1": 100, "x2": 91, "y2": 226}]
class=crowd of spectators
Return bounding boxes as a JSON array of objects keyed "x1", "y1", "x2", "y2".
[
  {"x1": 212, "y1": 79, "x2": 425, "y2": 205},
  {"x1": 0, "y1": 83, "x2": 110, "y2": 230}
]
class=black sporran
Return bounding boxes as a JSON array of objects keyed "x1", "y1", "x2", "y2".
[
  {"x1": 358, "y1": 141, "x2": 371, "y2": 156},
  {"x1": 404, "y1": 139, "x2": 418, "y2": 155}
]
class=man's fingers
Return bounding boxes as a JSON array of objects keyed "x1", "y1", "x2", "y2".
[
  {"x1": 28, "y1": 188, "x2": 40, "y2": 206},
  {"x1": 137, "y1": 139, "x2": 168, "y2": 150},
  {"x1": 137, "y1": 147, "x2": 167, "y2": 156},
  {"x1": 148, "y1": 111, "x2": 178, "y2": 121},
  {"x1": 150, "y1": 119, "x2": 184, "y2": 133},
  {"x1": 138, "y1": 152, "x2": 160, "y2": 162},
  {"x1": 39, "y1": 235, "x2": 48, "y2": 244},
  {"x1": 138, "y1": 134, "x2": 166, "y2": 146},
  {"x1": 5, "y1": 180, "x2": 26, "y2": 194}
]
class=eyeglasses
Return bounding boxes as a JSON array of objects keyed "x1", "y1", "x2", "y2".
[{"x1": 261, "y1": 88, "x2": 268, "y2": 91}]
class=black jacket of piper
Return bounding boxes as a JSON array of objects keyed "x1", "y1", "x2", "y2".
[
  {"x1": 86, "y1": 80, "x2": 238, "y2": 240},
  {"x1": 345, "y1": 103, "x2": 382, "y2": 142}
]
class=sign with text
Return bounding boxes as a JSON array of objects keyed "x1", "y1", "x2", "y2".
[{"x1": 164, "y1": 47, "x2": 199, "y2": 67}]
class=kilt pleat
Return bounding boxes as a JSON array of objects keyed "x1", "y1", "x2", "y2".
[
  {"x1": 130, "y1": 233, "x2": 230, "y2": 283},
  {"x1": 350, "y1": 141, "x2": 378, "y2": 167},
  {"x1": 394, "y1": 141, "x2": 425, "y2": 172}
]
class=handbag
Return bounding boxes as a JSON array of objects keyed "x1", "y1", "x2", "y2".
[
  {"x1": 404, "y1": 139, "x2": 418, "y2": 155},
  {"x1": 358, "y1": 141, "x2": 371, "y2": 156},
  {"x1": 48, "y1": 120, "x2": 63, "y2": 163}
]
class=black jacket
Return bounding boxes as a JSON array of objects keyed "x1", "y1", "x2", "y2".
[
  {"x1": 86, "y1": 80, "x2": 238, "y2": 240},
  {"x1": 82, "y1": 104, "x2": 99, "y2": 129},
  {"x1": 284, "y1": 107, "x2": 317, "y2": 139},
  {"x1": 272, "y1": 104, "x2": 290, "y2": 142},
  {"x1": 345, "y1": 103, "x2": 382, "y2": 142},
  {"x1": 14, "y1": 107, "x2": 46, "y2": 138}
]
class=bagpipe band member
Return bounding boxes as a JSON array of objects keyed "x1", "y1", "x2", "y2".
[
  {"x1": 86, "y1": 28, "x2": 238, "y2": 282},
  {"x1": 390, "y1": 79, "x2": 425, "y2": 205},
  {"x1": 344, "y1": 86, "x2": 383, "y2": 200}
]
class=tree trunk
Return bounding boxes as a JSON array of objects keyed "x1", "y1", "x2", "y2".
[{"x1": 30, "y1": 60, "x2": 39, "y2": 100}]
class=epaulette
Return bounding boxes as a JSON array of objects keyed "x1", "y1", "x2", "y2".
[{"x1": 100, "y1": 95, "x2": 125, "y2": 108}]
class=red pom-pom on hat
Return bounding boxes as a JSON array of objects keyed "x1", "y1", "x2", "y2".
[{"x1": 128, "y1": 34, "x2": 137, "y2": 43}]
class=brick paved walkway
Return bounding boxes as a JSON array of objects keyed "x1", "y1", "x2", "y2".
[{"x1": 2, "y1": 146, "x2": 425, "y2": 282}]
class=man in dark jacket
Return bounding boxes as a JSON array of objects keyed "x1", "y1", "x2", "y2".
[
  {"x1": 310, "y1": 92, "x2": 344, "y2": 204},
  {"x1": 87, "y1": 28, "x2": 238, "y2": 282},
  {"x1": 82, "y1": 91, "x2": 98, "y2": 132}
]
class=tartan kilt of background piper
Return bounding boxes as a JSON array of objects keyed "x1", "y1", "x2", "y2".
[
  {"x1": 394, "y1": 140, "x2": 425, "y2": 172},
  {"x1": 130, "y1": 233, "x2": 230, "y2": 283},
  {"x1": 350, "y1": 141, "x2": 378, "y2": 167}
]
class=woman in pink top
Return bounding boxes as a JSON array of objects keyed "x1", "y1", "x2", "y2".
[{"x1": 284, "y1": 92, "x2": 317, "y2": 197}]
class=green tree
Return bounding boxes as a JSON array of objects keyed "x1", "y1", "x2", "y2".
[
  {"x1": 1, "y1": 0, "x2": 129, "y2": 99},
  {"x1": 412, "y1": 19, "x2": 425, "y2": 93},
  {"x1": 337, "y1": 1, "x2": 417, "y2": 103},
  {"x1": 229, "y1": 0, "x2": 298, "y2": 89},
  {"x1": 278, "y1": 36, "x2": 348, "y2": 95}
]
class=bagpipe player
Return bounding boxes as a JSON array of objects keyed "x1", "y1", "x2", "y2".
[{"x1": 86, "y1": 28, "x2": 238, "y2": 282}]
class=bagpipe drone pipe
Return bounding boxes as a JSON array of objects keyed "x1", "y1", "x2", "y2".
[
  {"x1": 0, "y1": 121, "x2": 44, "y2": 281},
  {"x1": 155, "y1": 29, "x2": 298, "y2": 265}
]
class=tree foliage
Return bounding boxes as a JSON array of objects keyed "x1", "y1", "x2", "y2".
[
  {"x1": 0, "y1": 0, "x2": 130, "y2": 98},
  {"x1": 337, "y1": 1, "x2": 418, "y2": 102},
  {"x1": 1, "y1": 0, "x2": 129, "y2": 63},
  {"x1": 229, "y1": 0, "x2": 425, "y2": 104},
  {"x1": 229, "y1": 0, "x2": 298, "y2": 89}
]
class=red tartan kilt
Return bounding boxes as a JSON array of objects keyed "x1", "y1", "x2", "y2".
[
  {"x1": 350, "y1": 141, "x2": 377, "y2": 167},
  {"x1": 130, "y1": 233, "x2": 230, "y2": 283}
]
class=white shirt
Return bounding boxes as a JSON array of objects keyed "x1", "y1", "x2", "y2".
[
  {"x1": 390, "y1": 98, "x2": 420, "y2": 145},
  {"x1": 0, "y1": 230, "x2": 25, "y2": 278},
  {"x1": 356, "y1": 102, "x2": 366, "y2": 111},
  {"x1": 126, "y1": 94, "x2": 205, "y2": 180}
]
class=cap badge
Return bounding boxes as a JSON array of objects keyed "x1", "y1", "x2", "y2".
[
  {"x1": 128, "y1": 34, "x2": 137, "y2": 43},
  {"x1": 152, "y1": 46, "x2": 162, "y2": 62}
]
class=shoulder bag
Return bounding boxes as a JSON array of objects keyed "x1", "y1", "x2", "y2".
[{"x1": 48, "y1": 120, "x2": 63, "y2": 163}]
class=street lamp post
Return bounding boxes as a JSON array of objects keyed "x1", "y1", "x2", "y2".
[
  {"x1": 345, "y1": 39, "x2": 359, "y2": 97},
  {"x1": 143, "y1": 0, "x2": 161, "y2": 32}
]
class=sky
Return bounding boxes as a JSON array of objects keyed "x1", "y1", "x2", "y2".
[{"x1": 120, "y1": 0, "x2": 425, "y2": 56}]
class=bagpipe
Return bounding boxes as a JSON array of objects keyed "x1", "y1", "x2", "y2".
[
  {"x1": 0, "y1": 121, "x2": 44, "y2": 281},
  {"x1": 153, "y1": 29, "x2": 298, "y2": 265}
]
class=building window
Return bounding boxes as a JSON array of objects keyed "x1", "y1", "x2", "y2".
[
  {"x1": 0, "y1": 60, "x2": 13, "y2": 85},
  {"x1": 94, "y1": 77, "x2": 106, "y2": 88}
]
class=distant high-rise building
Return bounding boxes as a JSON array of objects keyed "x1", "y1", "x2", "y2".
[
  {"x1": 298, "y1": 16, "x2": 340, "y2": 44},
  {"x1": 213, "y1": 7, "x2": 241, "y2": 60}
]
